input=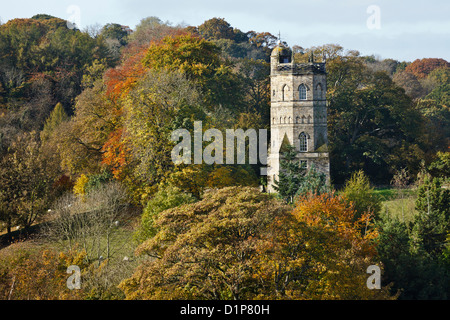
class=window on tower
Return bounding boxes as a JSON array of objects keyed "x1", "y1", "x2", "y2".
[
  {"x1": 316, "y1": 83, "x2": 323, "y2": 99},
  {"x1": 299, "y1": 132, "x2": 308, "y2": 152},
  {"x1": 299, "y1": 84, "x2": 307, "y2": 100}
]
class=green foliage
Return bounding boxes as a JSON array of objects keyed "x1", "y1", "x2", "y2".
[
  {"x1": 40, "y1": 102, "x2": 68, "y2": 142},
  {"x1": 377, "y1": 174, "x2": 450, "y2": 299},
  {"x1": 294, "y1": 163, "x2": 329, "y2": 198},
  {"x1": 340, "y1": 170, "x2": 382, "y2": 220},
  {"x1": 428, "y1": 151, "x2": 450, "y2": 180},
  {"x1": 85, "y1": 170, "x2": 113, "y2": 194},
  {"x1": 326, "y1": 49, "x2": 424, "y2": 184},
  {"x1": 377, "y1": 213, "x2": 450, "y2": 299},
  {"x1": 273, "y1": 144, "x2": 306, "y2": 203},
  {"x1": 134, "y1": 184, "x2": 196, "y2": 243},
  {"x1": 101, "y1": 23, "x2": 129, "y2": 46},
  {"x1": 415, "y1": 176, "x2": 450, "y2": 217},
  {"x1": 274, "y1": 144, "x2": 328, "y2": 203}
]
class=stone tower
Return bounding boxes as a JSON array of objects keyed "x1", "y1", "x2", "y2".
[{"x1": 267, "y1": 44, "x2": 330, "y2": 192}]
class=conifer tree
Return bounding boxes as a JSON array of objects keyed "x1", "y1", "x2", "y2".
[
  {"x1": 40, "y1": 102, "x2": 68, "y2": 142},
  {"x1": 273, "y1": 143, "x2": 305, "y2": 203}
]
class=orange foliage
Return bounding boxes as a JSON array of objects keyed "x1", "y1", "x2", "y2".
[
  {"x1": 101, "y1": 128, "x2": 132, "y2": 180},
  {"x1": 292, "y1": 192, "x2": 378, "y2": 255},
  {"x1": 404, "y1": 58, "x2": 450, "y2": 79},
  {"x1": 104, "y1": 47, "x2": 148, "y2": 102}
]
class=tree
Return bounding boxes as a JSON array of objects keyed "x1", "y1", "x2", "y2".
[
  {"x1": 415, "y1": 176, "x2": 449, "y2": 220},
  {"x1": 134, "y1": 184, "x2": 196, "y2": 243},
  {"x1": 340, "y1": 170, "x2": 382, "y2": 222},
  {"x1": 119, "y1": 187, "x2": 292, "y2": 300},
  {"x1": 101, "y1": 23, "x2": 129, "y2": 46},
  {"x1": 45, "y1": 182, "x2": 131, "y2": 262},
  {"x1": 142, "y1": 34, "x2": 243, "y2": 113},
  {"x1": 40, "y1": 102, "x2": 68, "y2": 142},
  {"x1": 377, "y1": 198, "x2": 450, "y2": 299},
  {"x1": 273, "y1": 143, "x2": 306, "y2": 203},
  {"x1": 327, "y1": 53, "x2": 423, "y2": 184},
  {"x1": 274, "y1": 143, "x2": 328, "y2": 203},
  {"x1": 56, "y1": 81, "x2": 117, "y2": 176},
  {"x1": 392, "y1": 70, "x2": 425, "y2": 99},
  {"x1": 0, "y1": 245, "x2": 87, "y2": 300},
  {"x1": 0, "y1": 132, "x2": 58, "y2": 238},
  {"x1": 127, "y1": 16, "x2": 180, "y2": 47},
  {"x1": 197, "y1": 18, "x2": 237, "y2": 41},
  {"x1": 294, "y1": 163, "x2": 329, "y2": 198},
  {"x1": 404, "y1": 58, "x2": 450, "y2": 79},
  {"x1": 428, "y1": 151, "x2": 450, "y2": 179},
  {"x1": 236, "y1": 58, "x2": 270, "y2": 123},
  {"x1": 266, "y1": 192, "x2": 392, "y2": 299},
  {"x1": 114, "y1": 69, "x2": 206, "y2": 201}
]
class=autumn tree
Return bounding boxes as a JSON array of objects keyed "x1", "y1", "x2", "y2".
[
  {"x1": 404, "y1": 58, "x2": 450, "y2": 79},
  {"x1": 56, "y1": 81, "x2": 117, "y2": 176},
  {"x1": 0, "y1": 245, "x2": 88, "y2": 300},
  {"x1": 264, "y1": 192, "x2": 393, "y2": 299},
  {"x1": 142, "y1": 33, "x2": 243, "y2": 113},
  {"x1": 119, "y1": 187, "x2": 292, "y2": 300},
  {"x1": 0, "y1": 132, "x2": 59, "y2": 239},
  {"x1": 119, "y1": 187, "x2": 394, "y2": 300},
  {"x1": 40, "y1": 102, "x2": 68, "y2": 142},
  {"x1": 115, "y1": 69, "x2": 206, "y2": 200}
]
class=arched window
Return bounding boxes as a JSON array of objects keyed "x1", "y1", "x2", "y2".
[
  {"x1": 299, "y1": 84, "x2": 307, "y2": 100},
  {"x1": 299, "y1": 132, "x2": 308, "y2": 152},
  {"x1": 316, "y1": 83, "x2": 323, "y2": 99},
  {"x1": 282, "y1": 85, "x2": 289, "y2": 101}
]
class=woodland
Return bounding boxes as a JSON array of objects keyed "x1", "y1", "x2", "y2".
[{"x1": 0, "y1": 15, "x2": 448, "y2": 300}]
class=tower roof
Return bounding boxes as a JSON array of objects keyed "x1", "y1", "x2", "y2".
[{"x1": 271, "y1": 44, "x2": 292, "y2": 57}]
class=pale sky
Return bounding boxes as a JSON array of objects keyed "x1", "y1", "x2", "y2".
[{"x1": 1, "y1": 0, "x2": 449, "y2": 62}]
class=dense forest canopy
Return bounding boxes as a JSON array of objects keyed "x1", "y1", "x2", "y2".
[{"x1": 0, "y1": 14, "x2": 449, "y2": 301}]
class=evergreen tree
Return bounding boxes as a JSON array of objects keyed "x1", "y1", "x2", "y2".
[
  {"x1": 295, "y1": 163, "x2": 329, "y2": 198},
  {"x1": 340, "y1": 170, "x2": 381, "y2": 221},
  {"x1": 40, "y1": 102, "x2": 68, "y2": 142},
  {"x1": 273, "y1": 144, "x2": 305, "y2": 203}
]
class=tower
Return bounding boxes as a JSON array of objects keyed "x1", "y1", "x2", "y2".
[{"x1": 267, "y1": 44, "x2": 330, "y2": 192}]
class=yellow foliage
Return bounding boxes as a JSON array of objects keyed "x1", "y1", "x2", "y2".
[{"x1": 73, "y1": 174, "x2": 89, "y2": 196}]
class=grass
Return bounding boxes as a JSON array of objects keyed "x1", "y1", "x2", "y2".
[{"x1": 376, "y1": 187, "x2": 419, "y2": 223}]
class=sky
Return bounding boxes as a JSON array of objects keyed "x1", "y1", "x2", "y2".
[{"x1": 1, "y1": 0, "x2": 449, "y2": 62}]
